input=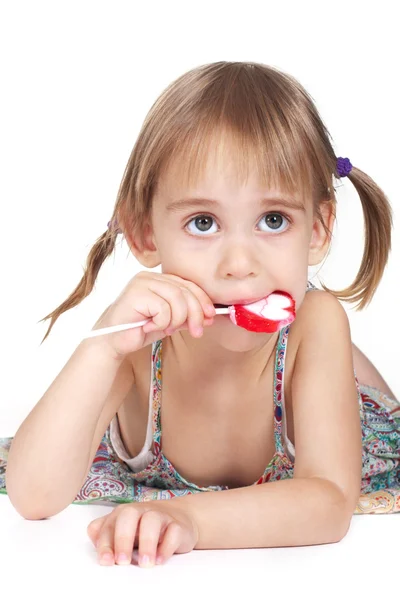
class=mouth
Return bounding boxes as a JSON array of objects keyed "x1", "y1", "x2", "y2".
[{"x1": 213, "y1": 296, "x2": 266, "y2": 308}]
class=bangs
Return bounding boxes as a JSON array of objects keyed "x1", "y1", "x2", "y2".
[
  {"x1": 134, "y1": 62, "x2": 334, "y2": 217},
  {"x1": 159, "y1": 123, "x2": 314, "y2": 203}
]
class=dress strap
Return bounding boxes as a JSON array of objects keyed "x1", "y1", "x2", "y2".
[
  {"x1": 273, "y1": 325, "x2": 290, "y2": 455},
  {"x1": 306, "y1": 280, "x2": 318, "y2": 292},
  {"x1": 150, "y1": 340, "x2": 163, "y2": 452},
  {"x1": 272, "y1": 280, "x2": 317, "y2": 453}
]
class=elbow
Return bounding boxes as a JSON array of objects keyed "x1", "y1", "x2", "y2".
[
  {"x1": 331, "y1": 514, "x2": 352, "y2": 543},
  {"x1": 8, "y1": 489, "x2": 70, "y2": 520},
  {"x1": 7, "y1": 489, "x2": 62, "y2": 520},
  {"x1": 334, "y1": 486, "x2": 359, "y2": 542},
  {"x1": 8, "y1": 497, "x2": 67, "y2": 521},
  {"x1": 316, "y1": 514, "x2": 351, "y2": 545},
  {"x1": 6, "y1": 472, "x2": 68, "y2": 521},
  {"x1": 316, "y1": 480, "x2": 355, "y2": 544},
  {"x1": 328, "y1": 495, "x2": 354, "y2": 544},
  {"x1": 7, "y1": 490, "x2": 49, "y2": 520},
  {"x1": 15, "y1": 510, "x2": 50, "y2": 521},
  {"x1": 318, "y1": 512, "x2": 351, "y2": 545}
]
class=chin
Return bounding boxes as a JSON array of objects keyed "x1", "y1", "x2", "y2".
[{"x1": 206, "y1": 315, "x2": 268, "y2": 351}]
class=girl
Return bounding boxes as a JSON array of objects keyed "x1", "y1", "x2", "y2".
[{"x1": 2, "y1": 61, "x2": 400, "y2": 569}]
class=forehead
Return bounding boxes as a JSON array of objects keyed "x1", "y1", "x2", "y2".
[{"x1": 154, "y1": 131, "x2": 307, "y2": 204}]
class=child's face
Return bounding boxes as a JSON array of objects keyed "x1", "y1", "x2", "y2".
[{"x1": 149, "y1": 151, "x2": 317, "y2": 329}]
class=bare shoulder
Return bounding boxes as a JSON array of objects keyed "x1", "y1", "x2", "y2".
[
  {"x1": 285, "y1": 290, "x2": 351, "y2": 406},
  {"x1": 294, "y1": 289, "x2": 350, "y2": 337},
  {"x1": 284, "y1": 289, "x2": 351, "y2": 371}
]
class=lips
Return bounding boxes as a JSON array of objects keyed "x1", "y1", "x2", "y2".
[{"x1": 213, "y1": 296, "x2": 266, "y2": 308}]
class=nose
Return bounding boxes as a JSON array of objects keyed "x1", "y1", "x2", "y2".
[{"x1": 218, "y1": 239, "x2": 259, "y2": 279}]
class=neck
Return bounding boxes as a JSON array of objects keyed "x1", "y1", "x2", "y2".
[{"x1": 163, "y1": 327, "x2": 280, "y2": 387}]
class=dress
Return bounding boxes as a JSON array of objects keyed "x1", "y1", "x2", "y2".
[{"x1": 1, "y1": 283, "x2": 399, "y2": 513}]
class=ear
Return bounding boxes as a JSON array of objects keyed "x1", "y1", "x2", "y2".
[
  {"x1": 308, "y1": 201, "x2": 336, "y2": 266},
  {"x1": 124, "y1": 221, "x2": 162, "y2": 269}
]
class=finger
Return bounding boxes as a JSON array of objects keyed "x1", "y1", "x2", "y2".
[
  {"x1": 141, "y1": 271, "x2": 215, "y2": 319},
  {"x1": 96, "y1": 521, "x2": 117, "y2": 566},
  {"x1": 170, "y1": 287, "x2": 206, "y2": 338},
  {"x1": 150, "y1": 280, "x2": 213, "y2": 337},
  {"x1": 161, "y1": 274, "x2": 216, "y2": 317},
  {"x1": 137, "y1": 510, "x2": 164, "y2": 568},
  {"x1": 152, "y1": 285, "x2": 191, "y2": 332},
  {"x1": 140, "y1": 284, "x2": 188, "y2": 333},
  {"x1": 169, "y1": 314, "x2": 215, "y2": 334},
  {"x1": 87, "y1": 516, "x2": 107, "y2": 546},
  {"x1": 131, "y1": 288, "x2": 172, "y2": 333},
  {"x1": 136, "y1": 276, "x2": 213, "y2": 335},
  {"x1": 113, "y1": 506, "x2": 141, "y2": 566},
  {"x1": 155, "y1": 522, "x2": 184, "y2": 565}
]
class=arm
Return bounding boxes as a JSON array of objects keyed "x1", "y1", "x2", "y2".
[
  {"x1": 168, "y1": 292, "x2": 362, "y2": 549},
  {"x1": 6, "y1": 336, "x2": 133, "y2": 520}
]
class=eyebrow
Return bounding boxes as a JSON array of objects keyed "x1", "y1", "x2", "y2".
[{"x1": 165, "y1": 196, "x2": 306, "y2": 213}]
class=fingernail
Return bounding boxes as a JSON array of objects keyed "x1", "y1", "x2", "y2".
[
  {"x1": 100, "y1": 552, "x2": 114, "y2": 565},
  {"x1": 194, "y1": 327, "x2": 203, "y2": 337},
  {"x1": 117, "y1": 553, "x2": 130, "y2": 565},
  {"x1": 140, "y1": 554, "x2": 153, "y2": 567}
]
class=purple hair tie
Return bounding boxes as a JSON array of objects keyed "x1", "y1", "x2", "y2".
[
  {"x1": 336, "y1": 157, "x2": 353, "y2": 178},
  {"x1": 107, "y1": 219, "x2": 122, "y2": 234}
]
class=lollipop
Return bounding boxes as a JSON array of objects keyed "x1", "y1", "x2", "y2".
[
  {"x1": 84, "y1": 291, "x2": 295, "y2": 339},
  {"x1": 214, "y1": 292, "x2": 295, "y2": 333}
]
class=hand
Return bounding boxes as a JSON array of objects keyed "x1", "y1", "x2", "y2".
[
  {"x1": 88, "y1": 271, "x2": 216, "y2": 360},
  {"x1": 87, "y1": 500, "x2": 199, "y2": 567}
]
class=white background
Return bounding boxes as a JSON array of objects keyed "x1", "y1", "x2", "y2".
[{"x1": 0, "y1": 0, "x2": 398, "y2": 596}]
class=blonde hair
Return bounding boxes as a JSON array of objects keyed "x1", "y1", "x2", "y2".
[{"x1": 39, "y1": 61, "x2": 393, "y2": 343}]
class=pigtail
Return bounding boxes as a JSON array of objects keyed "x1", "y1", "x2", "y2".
[
  {"x1": 320, "y1": 166, "x2": 393, "y2": 310},
  {"x1": 38, "y1": 225, "x2": 120, "y2": 344}
]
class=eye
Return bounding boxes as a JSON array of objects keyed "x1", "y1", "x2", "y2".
[
  {"x1": 186, "y1": 215, "x2": 218, "y2": 235},
  {"x1": 185, "y1": 212, "x2": 291, "y2": 236},
  {"x1": 258, "y1": 212, "x2": 290, "y2": 233}
]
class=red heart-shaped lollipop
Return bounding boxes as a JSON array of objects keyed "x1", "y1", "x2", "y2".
[{"x1": 226, "y1": 292, "x2": 296, "y2": 333}]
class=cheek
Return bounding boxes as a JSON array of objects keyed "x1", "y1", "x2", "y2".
[
  {"x1": 159, "y1": 242, "x2": 206, "y2": 278},
  {"x1": 276, "y1": 257, "x2": 308, "y2": 312},
  {"x1": 162, "y1": 235, "x2": 213, "y2": 266},
  {"x1": 274, "y1": 245, "x2": 308, "y2": 280},
  {"x1": 292, "y1": 287, "x2": 308, "y2": 315}
]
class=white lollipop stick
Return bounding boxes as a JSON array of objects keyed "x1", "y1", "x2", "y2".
[{"x1": 83, "y1": 308, "x2": 229, "y2": 339}]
